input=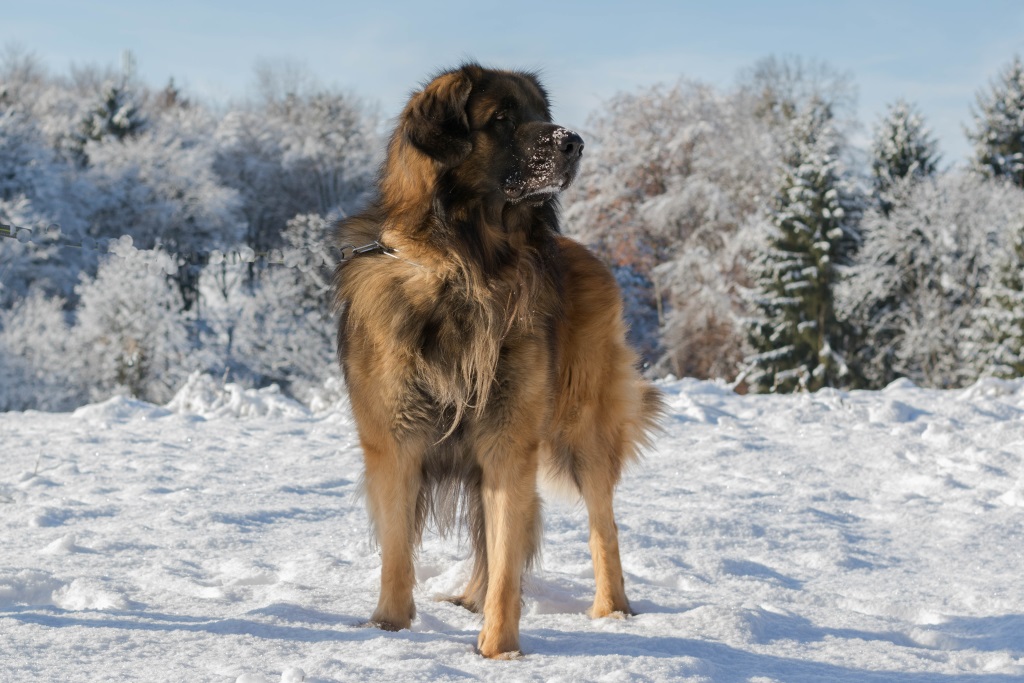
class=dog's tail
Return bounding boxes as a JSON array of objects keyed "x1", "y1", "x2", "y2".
[
  {"x1": 641, "y1": 382, "x2": 667, "y2": 440},
  {"x1": 629, "y1": 381, "x2": 666, "y2": 459}
]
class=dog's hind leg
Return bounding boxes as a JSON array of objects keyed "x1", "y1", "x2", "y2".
[
  {"x1": 363, "y1": 438, "x2": 422, "y2": 631},
  {"x1": 443, "y1": 559, "x2": 486, "y2": 613},
  {"x1": 579, "y1": 460, "x2": 633, "y2": 618},
  {"x1": 438, "y1": 473, "x2": 488, "y2": 613}
]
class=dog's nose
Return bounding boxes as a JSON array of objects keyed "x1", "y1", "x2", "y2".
[{"x1": 559, "y1": 131, "x2": 584, "y2": 158}]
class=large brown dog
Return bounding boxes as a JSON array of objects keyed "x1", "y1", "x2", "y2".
[{"x1": 332, "y1": 63, "x2": 662, "y2": 658}]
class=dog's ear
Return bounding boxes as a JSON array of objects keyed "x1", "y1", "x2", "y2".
[{"x1": 403, "y1": 69, "x2": 473, "y2": 166}]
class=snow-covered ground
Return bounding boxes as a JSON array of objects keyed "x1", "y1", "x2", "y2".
[{"x1": 2, "y1": 375, "x2": 1023, "y2": 682}]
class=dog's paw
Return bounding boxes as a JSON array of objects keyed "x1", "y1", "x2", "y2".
[
  {"x1": 587, "y1": 599, "x2": 634, "y2": 619},
  {"x1": 477, "y1": 626, "x2": 522, "y2": 659},
  {"x1": 366, "y1": 602, "x2": 415, "y2": 631},
  {"x1": 481, "y1": 648, "x2": 523, "y2": 660},
  {"x1": 363, "y1": 618, "x2": 407, "y2": 632},
  {"x1": 435, "y1": 593, "x2": 481, "y2": 613},
  {"x1": 360, "y1": 617, "x2": 410, "y2": 632}
]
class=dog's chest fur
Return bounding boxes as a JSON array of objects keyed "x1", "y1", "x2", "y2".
[{"x1": 397, "y1": 255, "x2": 557, "y2": 435}]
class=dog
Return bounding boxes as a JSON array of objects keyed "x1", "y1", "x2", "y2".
[{"x1": 332, "y1": 63, "x2": 663, "y2": 658}]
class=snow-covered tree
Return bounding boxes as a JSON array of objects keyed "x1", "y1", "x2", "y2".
[
  {"x1": 198, "y1": 214, "x2": 338, "y2": 394},
  {"x1": 0, "y1": 197, "x2": 60, "y2": 307},
  {"x1": 153, "y1": 78, "x2": 187, "y2": 111},
  {"x1": 214, "y1": 68, "x2": 377, "y2": 261},
  {"x1": 0, "y1": 44, "x2": 47, "y2": 107},
  {"x1": 0, "y1": 53, "x2": 390, "y2": 410},
  {"x1": 737, "y1": 55, "x2": 858, "y2": 134},
  {"x1": 841, "y1": 100, "x2": 946, "y2": 367},
  {"x1": 871, "y1": 99, "x2": 940, "y2": 214},
  {"x1": 79, "y1": 80, "x2": 147, "y2": 144},
  {"x1": 563, "y1": 80, "x2": 778, "y2": 374},
  {"x1": 0, "y1": 288, "x2": 83, "y2": 411},
  {"x1": 742, "y1": 102, "x2": 863, "y2": 393},
  {"x1": 0, "y1": 98, "x2": 86, "y2": 304},
  {"x1": 275, "y1": 92, "x2": 377, "y2": 215},
  {"x1": 0, "y1": 105, "x2": 54, "y2": 203},
  {"x1": 838, "y1": 173, "x2": 1024, "y2": 388},
  {"x1": 71, "y1": 240, "x2": 194, "y2": 403},
  {"x1": 84, "y1": 105, "x2": 245, "y2": 309},
  {"x1": 967, "y1": 55, "x2": 1024, "y2": 187},
  {"x1": 972, "y1": 218, "x2": 1024, "y2": 378}
]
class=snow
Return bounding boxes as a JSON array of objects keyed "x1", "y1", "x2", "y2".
[{"x1": 2, "y1": 377, "x2": 1024, "y2": 681}]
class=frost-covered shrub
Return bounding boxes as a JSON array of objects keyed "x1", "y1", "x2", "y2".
[
  {"x1": 198, "y1": 214, "x2": 338, "y2": 395},
  {"x1": 1, "y1": 197, "x2": 52, "y2": 307},
  {"x1": 0, "y1": 289, "x2": 83, "y2": 411},
  {"x1": 71, "y1": 241, "x2": 194, "y2": 403},
  {"x1": 610, "y1": 264, "x2": 661, "y2": 368},
  {"x1": 652, "y1": 238, "x2": 752, "y2": 381}
]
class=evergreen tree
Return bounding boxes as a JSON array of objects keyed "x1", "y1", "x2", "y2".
[
  {"x1": 967, "y1": 55, "x2": 1024, "y2": 187},
  {"x1": 80, "y1": 80, "x2": 147, "y2": 143},
  {"x1": 743, "y1": 102, "x2": 863, "y2": 393},
  {"x1": 846, "y1": 99, "x2": 943, "y2": 381},
  {"x1": 974, "y1": 221, "x2": 1024, "y2": 378},
  {"x1": 154, "y1": 78, "x2": 188, "y2": 111},
  {"x1": 838, "y1": 174, "x2": 1024, "y2": 389},
  {"x1": 871, "y1": 99, "x2": 940, "y2": 214},
  {"x1": 69, "y1": 79, "x2": 148, "y2": 166}
]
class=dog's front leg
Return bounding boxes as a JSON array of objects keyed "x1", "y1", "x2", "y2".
[
  {"x1": 363, "y1": 437, "x2": 422, "y2": 631},
  {"x1": 475, "y1": 440, "x2": 541, "y2": 659}
]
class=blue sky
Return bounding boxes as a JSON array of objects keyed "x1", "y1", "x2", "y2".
[{"x1": 5, "y1": 1, "x2": 1024, "y2": 163}]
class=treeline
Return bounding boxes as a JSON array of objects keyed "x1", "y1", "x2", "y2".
[
  {"x1": 564, "y1": 55, "x2": 1024, "y2": 392},
  {"x1": 1, "y1": 50, "x2": 1023, "y2": 411},
  {"x1": 0, "y1": 49, "x2": 377, "y2": 410}
]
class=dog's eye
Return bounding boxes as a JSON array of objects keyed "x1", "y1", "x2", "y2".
[{"x1": 492, "y1": 110, "x2": 513, "y2": 126}]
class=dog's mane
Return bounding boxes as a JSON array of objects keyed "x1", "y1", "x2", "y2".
[{"x1": 333, "y1": 67, "x2": 566, "y2": 436}]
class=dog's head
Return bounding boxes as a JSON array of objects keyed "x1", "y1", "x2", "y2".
[{"x1": 398, "y1": 63, "x2": 584, "y2": 204}]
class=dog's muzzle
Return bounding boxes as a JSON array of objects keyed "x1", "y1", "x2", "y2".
[{"x1": 504, "y1": 126, "x2": 585, "y2": 201}]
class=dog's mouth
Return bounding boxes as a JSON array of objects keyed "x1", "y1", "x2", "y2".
[{"x1": 503, "y1": 168, "x2": 578, "y2": 202}]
